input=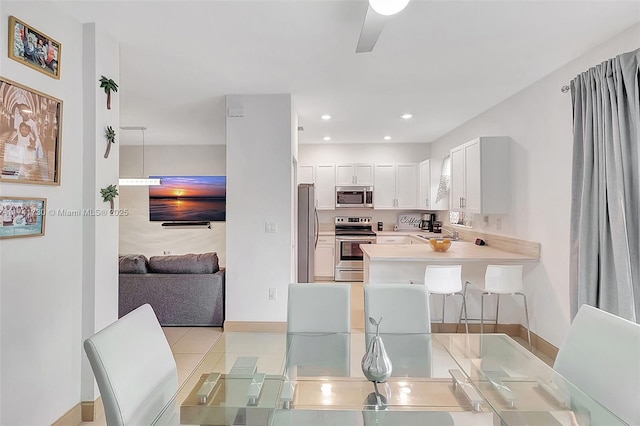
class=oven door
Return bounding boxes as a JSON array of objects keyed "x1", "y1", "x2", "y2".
[
  {"x1": 334, "y1": 236, "x2": 375, "y2": 281},
  {"x1": 335, "y1": 236, "x2": 375, "y2": 268}
]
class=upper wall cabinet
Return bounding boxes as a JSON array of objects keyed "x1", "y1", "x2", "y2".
[
  {"x1": 298, "y1": 165, "x2": 314, "y2": 184},
  {"x1": 450, "y1": 136, "x2": 510, "y2": 215},
  {"x1": 336, "y1": 163, "x2": 374, "y2": 186},
  {"x1": 374, "y1": 163, "x2": 419, "y2": 209},
  {"x1": 419, "y1": 159, "x2": 448, "y2": 210},
  {"x1": 315, "y1": 164, "x2": 336, "y2": 210}
]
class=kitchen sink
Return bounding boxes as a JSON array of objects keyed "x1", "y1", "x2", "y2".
[{"x1": 415, "y1": 234, "x2": 459, "y2": 241}]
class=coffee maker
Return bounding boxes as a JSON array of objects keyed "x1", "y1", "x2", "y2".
[{"x1": 420, "y1": 213, "x2": 437, "y2": 232}]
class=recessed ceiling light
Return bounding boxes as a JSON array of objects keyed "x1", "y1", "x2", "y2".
[
  {"x1": 321, "y1": 114, "x2": 331, "y2": 120},
  {"x1": 323, "y1": 136, "x2": 331, "y2": 141},
  {"x1": 401, "y1": 113, "x2": 413, "y2": 119},
  {"x1": 384, "y1": 136, "x2": 391, "y2": 140}
]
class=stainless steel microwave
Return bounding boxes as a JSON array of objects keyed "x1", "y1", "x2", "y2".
[{"x1": 335, "y1": 186, "x2": 374, "y2": 208}]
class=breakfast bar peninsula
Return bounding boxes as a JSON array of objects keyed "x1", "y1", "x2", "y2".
[{"x1": 362, "y1": 239, "x2": 540, "y2": 285}]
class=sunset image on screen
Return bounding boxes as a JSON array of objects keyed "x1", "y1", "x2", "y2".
[{"x1": 149, "y1": 176, "x2": 226, "y2": 221}]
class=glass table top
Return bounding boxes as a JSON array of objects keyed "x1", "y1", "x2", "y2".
[{"x1": 154, "y1": 332, "x2": 624, "y2": 426}]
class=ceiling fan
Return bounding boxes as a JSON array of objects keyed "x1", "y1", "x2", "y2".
[{"x1": 356, "y1": 0, "x2": 410, "y2": 53}]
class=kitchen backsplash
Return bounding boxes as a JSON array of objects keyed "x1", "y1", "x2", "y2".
[{"x1": 317, "y1": 210, "x2": 444, "y2": 232}]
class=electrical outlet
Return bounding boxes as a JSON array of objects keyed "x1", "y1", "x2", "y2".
[
  {"x1": 483, "y1": 216, "x2": 489, "y2": 224},
  {"x1": 269, "y1": 288, "x2": 277, "y2": 300},
  {"x1": 163, "y1": 250, "x2": 171, "y2": 255},
  {"x1": 496, "y1": 219, "x2": 502, "y2": 230}
]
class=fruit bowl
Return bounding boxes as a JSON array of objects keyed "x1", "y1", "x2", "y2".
[{"x1": 429, "y1": 238, "x2": 452, "y2": 252}]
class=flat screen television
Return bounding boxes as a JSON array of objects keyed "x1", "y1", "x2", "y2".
[{"x1": 149, "y1": 176, "x2": 226, "y2": 222}]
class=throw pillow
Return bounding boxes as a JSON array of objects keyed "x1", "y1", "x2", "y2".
[
  {"x1": 148, "y1": 252, "x2": 219, "y2": 274},
  {"x1": 119, "y1": 254, "x2": 149, "y2": 274}
]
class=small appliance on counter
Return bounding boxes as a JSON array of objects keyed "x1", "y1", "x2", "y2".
[
  {"x1": 377, "y1": 221, "x2": 383, "y2": 231},
  {"x1": 420, "y1": 213, "x2": 437, "y2": 232},
  {"x1": 432, "y1": 221, "x2": 442, "y2": 233}
]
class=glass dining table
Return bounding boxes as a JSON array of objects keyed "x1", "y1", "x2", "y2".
[{"x1": 153, "y1": 332, "x2": 624, "y2": 426}]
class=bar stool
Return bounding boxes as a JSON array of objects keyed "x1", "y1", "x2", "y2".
[
  {"x1": 477, "y1": 265, "x2": 531, "y2": 349},
  {"x1": 424, "y1": 265, "x2": 469, "y2": 334}
]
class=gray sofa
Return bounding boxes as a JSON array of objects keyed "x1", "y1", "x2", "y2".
[{"x1": 118, "y1": 252, "x2": 225, "y2": 326}]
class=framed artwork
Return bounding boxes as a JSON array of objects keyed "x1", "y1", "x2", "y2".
[
  {"x1": 8, "y1": 16, "x2": 61, "y2": 79},
  {"x1": 0, "y1": 197, "x2": 46, "y2": 239},
  {"x1": 0, "y1": 77, "x2": 63, "y2": 185}
]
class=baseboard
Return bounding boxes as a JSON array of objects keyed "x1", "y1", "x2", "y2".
[
  {"x1": 51, "y1": 403, "x2": 82, "y2": 426},
  {"x1": 435, "y1": 322, "x2": 558, "y2": 362},
  {"x1": 223, "y1": 321, "x2": 287, "y2": 332}
]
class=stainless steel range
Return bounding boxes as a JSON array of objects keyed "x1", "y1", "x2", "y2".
[{"x1": 334, "y1": 216, "x2": 376, "y2": 282}]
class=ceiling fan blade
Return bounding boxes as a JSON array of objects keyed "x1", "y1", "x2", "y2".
[{"x1": 356, "y1": 6, "x2": 390, "y2": 53}]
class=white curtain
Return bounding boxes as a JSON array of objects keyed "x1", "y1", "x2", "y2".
[{"x1": 569, "y1": 48, "x2": 640, "y2": 322}]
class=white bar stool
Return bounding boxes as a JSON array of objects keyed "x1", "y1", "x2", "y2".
[
  {"x1": 424, "y1": 265, "x2": 469, "y2": 334},
  {"x1": 476, "y1": 265, "x2": 531, "y2": 349}
]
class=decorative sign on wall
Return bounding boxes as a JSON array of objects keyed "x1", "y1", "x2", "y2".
[{"x1": 397, "y1": 213, "x2": 421, "y2": 230}]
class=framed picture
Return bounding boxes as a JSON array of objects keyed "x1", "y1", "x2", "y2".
[
  {"x1": 8, "y1": 16, "x2": 61, "y2": 79},
  {"x1": 0, "y1": 197, "x2": 46, "y2": 239},
  {"x1": 0, "y1": 77, "x2": 63, "y2": 185}
]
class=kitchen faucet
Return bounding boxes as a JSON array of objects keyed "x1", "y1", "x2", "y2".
[{"x1": 442, "y1": 226, "x2": 459, "y2": 240}]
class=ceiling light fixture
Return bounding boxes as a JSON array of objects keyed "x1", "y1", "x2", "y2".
[
  {"x1": 321, "y1": 114, "x2": 331, "y2": 120},
  {"x1": 401, "y1": 113, "x2": 413, "y2": 119},
  {"x1": 384, "y1": 136, "x2": 392, "y2": 140},
  {"x1": 118, "y1": 126, "x2": 162, "y2": 186},
  {"x1": 369, "y1": 0, "x2": 410, "y2": 16},
  {"x1": 323, "y1": 136, "x2": 331, "y2": 141}
]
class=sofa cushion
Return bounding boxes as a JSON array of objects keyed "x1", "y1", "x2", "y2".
[
  {"x1": 119, "y1": 254, "x2": 149, "y2": 274},
  {"x1": 148, "y1": 252, "x2": 219, "y2": 274}
]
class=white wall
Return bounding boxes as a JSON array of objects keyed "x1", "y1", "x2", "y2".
[
  {"x1": 429, "y1": 24, "x2": 640, "y2": 347},
  {"x1": 299, "y1": 142, "x2": 431, "y2": 164},
  {"x1": 226, "y1": 94, "x2": 293, "y2": 322},
  {"x1": 0, "y1": 2, "x2": 106, "y2": 424},
  {"x1": 119, "y1": 145, "x2": 227, "y2": 263},
  {"x1": 80, "y1": 22, "x2": 120, "y2": 405}
]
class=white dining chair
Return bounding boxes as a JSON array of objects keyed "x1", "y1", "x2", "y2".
[
  {"x1": 424, "y1": 265, "x2": 468, "y2": 333},
  {"x1": 364, "y1": 284, "x2": 431, "y2": 334},
  {"x1": 287, "y1": 283, "x2": 351, "y2": 332},
  {"x1": 553, "y1": 304, "x2": 640, "y2": 426},
  {"x1": 83, "y1": 303, "x2": 178, "y2": 426},
  {"x1": 474, "y1": 265, "x2": 531, "y2": 349},
  {"x1": 286, "y1": 283, "x2": 351, "y2": 376},
  {"x1": 364, "y1": 284, "x2": 432, "y2": 377}
]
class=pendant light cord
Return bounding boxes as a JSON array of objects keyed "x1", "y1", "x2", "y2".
[{"x1": 141, "y1": 128, "x2": 146, "y2": 177}]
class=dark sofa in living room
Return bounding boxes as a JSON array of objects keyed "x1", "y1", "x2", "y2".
[{"x1": 118, "y1": 252, "x2": 225, "y2": 326}]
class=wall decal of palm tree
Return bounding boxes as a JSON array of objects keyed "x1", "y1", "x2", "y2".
[
  {"x1": 104, "y1": 126, "x2": 116, "y2": 159},
  {"x1": 100, "y1": 184, "x2": 119, "y2": 214},
  {"x1": 99, "y1": 76, "x2": 118, "y2": 110}
]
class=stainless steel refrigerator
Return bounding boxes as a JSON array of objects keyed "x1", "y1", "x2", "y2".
[{"x1": 297, "y1": 184, "x2": 318, "y2": 283}]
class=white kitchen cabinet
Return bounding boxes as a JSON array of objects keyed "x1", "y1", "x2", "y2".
[
  {"x1": 336, "y1": 163, "x2": 373, "y2": 186},
  {"x1": 419, "y1": 159, "x2": 449, "y2": 210},
  {"x1": 450, "y1": 137, "x2": 510, "y2": 215},
  {"x1": 374, "y1": 163, "x2": 419, "y2": 210},
  {"x1": 315, "y1": 164, "x2": 336, "y2": 210},
  {"x1": 314, "y1": 235, "x2": 335, "y2": 279},
  {"x1": 376, "y1": 235, "x2": 408, "y2": 244},
  {"x1": 298, "y1": 164, "x2": 314, "y2": 184}
]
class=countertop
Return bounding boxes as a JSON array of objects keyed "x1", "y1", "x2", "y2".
[
  {"x1": 361, "y1": 240, "x2": 538, "y2": 262},
  {"x1": 318, "y1": 230, "x2": 451, "y2": 238}
]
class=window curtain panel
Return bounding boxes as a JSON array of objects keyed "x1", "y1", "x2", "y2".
[{"x1": 570, "y1": 48, "x2": 639, "y2": 322}]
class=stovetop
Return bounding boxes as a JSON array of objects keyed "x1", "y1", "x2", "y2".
[{"x1": 334, "y1": 216, "x2": 374, "y2": 236}]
